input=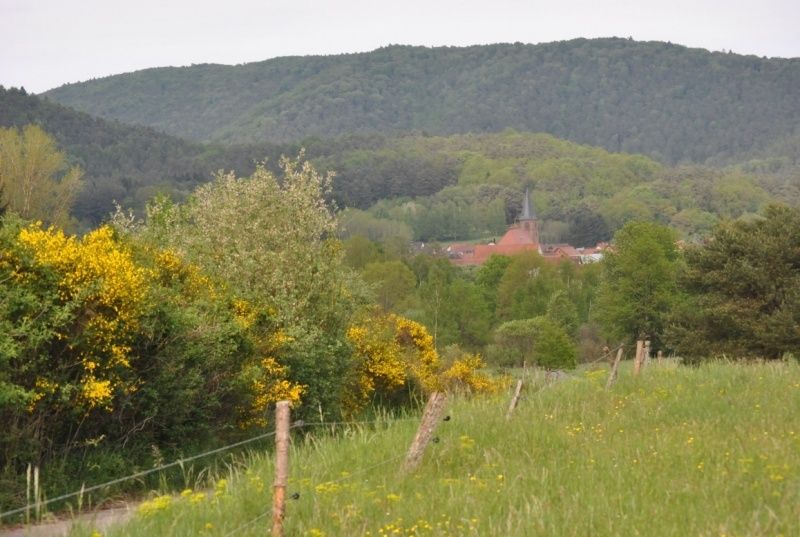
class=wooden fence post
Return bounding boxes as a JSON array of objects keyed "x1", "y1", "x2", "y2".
[
  {"x1": 272, "y1": 401, "x2": 291, "y2": 537},
  {"x1": 606, "y1": 346, "x2": 624, "y2": 389},
  {"x1": 643, "y1": 340, "x2": 652, "y2": 368},
  {"x1": 657, "y1": 350, "x2": 663, "y2": 364},
  {"x1": 633, "y1": 340, "x2": 644, "y2": 377},
  {"x1": 506, "y1": 379, "x2": 524, "y2": 420},
  {"x1": 403, "y1": 392, "x2": 448, "y2": 473}
]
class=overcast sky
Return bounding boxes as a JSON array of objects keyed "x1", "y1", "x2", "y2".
[{"x1": 2, "y1": 0, "x2": 799, "y2": 94}]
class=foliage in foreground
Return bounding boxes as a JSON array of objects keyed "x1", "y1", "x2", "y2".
[
  {"x1": 71, "y1": 361, "x2": 800, "y2": 537},
  {"x1": 0, "y1": 215, "x2": 301, "y2": 509},
  {"x1": 0, "y1": 157, "x2": 500, "y2": 512},
  {"x1": 115, "y1": 156, "x2": 362, "y2": 419}
]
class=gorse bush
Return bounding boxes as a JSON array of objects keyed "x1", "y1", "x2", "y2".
[
  {"x1": 345, "y1": 312, "x2": 502, "y2": 414},
  {"x1": 0, "y1": 216, "x2": 301, "y2": 509}
]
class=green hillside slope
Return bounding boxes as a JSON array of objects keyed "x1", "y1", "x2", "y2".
[
  {"x1": 0, "y1": 87, "x2": 288, "y2": 225},
  {"x1": 44, "y1": 39, "x2": 800, "y2": 163}
]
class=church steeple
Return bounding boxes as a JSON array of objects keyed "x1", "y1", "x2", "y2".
[
  {"x1": 518, "y1": 188, "x2": 540, "y2": 250},
  {"x1": 520, "y1": 188, "x2": 535, "y2": 220}
]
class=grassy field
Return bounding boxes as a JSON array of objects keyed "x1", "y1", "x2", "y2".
[{"x1": 70, "y1": 361, "x2": 800, "y2": 537}]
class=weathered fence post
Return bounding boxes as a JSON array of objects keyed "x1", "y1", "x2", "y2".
[
  {"x1": 33, "y1": 466, "x2": 40, "y2": 522},
  {"x1": 25, "y1": 463, "x2": 31, "y2": 524},
  {"x1": 506, "y1": 379, "x2": 524, "y2": 420},
  {"x1": 272, "y1": 401, "x2": 291, "y2": 537},
  {"x1": 606, "y1": 346, "x2": 624, "y2": 388},
  {"x1": 657, "y1": 350, "x2": 663, "y2": 364},
  {"x1": 643, "y1": 340, "x2": 652, "y2": 368},
  {"x1": 403, "y1": 392, "x2": 448, "y2": 473},
  {"x1": 633, "y1": 340, "x2": 644, "y2": 377}
]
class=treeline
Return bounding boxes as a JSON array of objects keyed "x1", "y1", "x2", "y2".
[
  {"x1": 342, "y1": 202, "x2": 800, "y2": 373},
  {"x1": 44, "y1": 39, "x2": 800, "y2": 163},
  {"x1": 595, "y1": 208, "x2": 800, "y2": 361}
]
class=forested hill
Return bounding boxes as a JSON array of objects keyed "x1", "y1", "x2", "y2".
[
  {"x1": 43, "y1": 38, "x2": 800, "y2": 164},
  {"x1": 0, "y1": 87, "x2": 289, "y2": 226},
  {"x1": 4, "y1": 87, "x2": 798, "y2": 239}
]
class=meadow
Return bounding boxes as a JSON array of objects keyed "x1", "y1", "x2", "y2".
[{"x1": 70, "y1": 361, "x2": 800, "y2": 537}]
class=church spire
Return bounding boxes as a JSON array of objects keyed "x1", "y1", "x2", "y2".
[{"x1": 521, "y1": 188, "x2": 535, "y2": 220}]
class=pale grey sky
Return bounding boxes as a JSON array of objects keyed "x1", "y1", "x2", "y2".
[{"x1": 2, "y1": 0, "x2": 799, "y2": 94}]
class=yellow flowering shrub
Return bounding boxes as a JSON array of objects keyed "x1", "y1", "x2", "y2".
[
  {"x1": 345, "y1": 313, "x2": 500, "y2": 413},
  {"x1": 231, "y1": 298, "x2": 258, "y2": 329},
  {"x1": 240, "y1": 356, "x2": 305, "y2": 428},
  {"x1": 238, "y1": 323, "x2": 304, "y2": 428},
  {"x1": 18, "y1": 224, "x2": 149, "y2": 411},
  {"x1": 345, "y1": 321, "x2": 407, "y2": 412},
  {"x1": 153, "y1": 248, "x2": 216, "y2": 300},
  {"x1": 441, "y1": 353, "x2": 505, "y2": 394},
  {"x1": 394, "y1": 316, "x2": 441, "y2": 392},
  {"x1": 150, "y1": 246, "x2": 303, "y2": 428}
]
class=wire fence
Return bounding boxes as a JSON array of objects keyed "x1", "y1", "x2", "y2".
[
  {"x1": 4, "y1": 356, "x2": 632, "y2": 534},
  {"x1": 0, "y1": 416, "x2": 420, "y2": 522}
]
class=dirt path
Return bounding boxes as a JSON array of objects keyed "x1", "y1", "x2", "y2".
[{"x1": 0, "y1": 504, "x2": 135, "y2": 537}]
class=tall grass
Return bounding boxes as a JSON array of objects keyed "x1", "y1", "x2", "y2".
[{"x1": 71, "y1": 361, "x2": 800, "y2": 536}]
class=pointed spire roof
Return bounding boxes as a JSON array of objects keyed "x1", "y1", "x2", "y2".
[{"x1": 520, "y1": 188, "x2": 535, "y2": 220}]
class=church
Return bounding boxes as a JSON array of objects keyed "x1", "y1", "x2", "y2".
[{"x1": 446, "y1": 190, "x2": 608, "y2": 265}]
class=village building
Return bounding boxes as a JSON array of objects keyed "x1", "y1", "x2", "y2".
[{"x1": 446, "y1": 189, "x2": 608, "y2": 265}]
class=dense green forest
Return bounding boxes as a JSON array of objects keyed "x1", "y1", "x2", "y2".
[
  {"x1": 44, "y1": 39, "x2": 800, "y2": 164},
  {"x1": 3, "y1": 87, "x2": 799, "y2": 240}
]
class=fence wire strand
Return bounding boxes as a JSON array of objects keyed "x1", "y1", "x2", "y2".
[
  {"x1": 0, "y1": 427, "x2": 288, "y2": 520},
  {"x1": 0, "y1": 416, "x2": 421, "y2": 521},
  {"x1": 316, "y1": 453, "x2": 407, "y2": 487},
  {"x1": 221, "y1": 510, "x2": 271, "y2": 537}
]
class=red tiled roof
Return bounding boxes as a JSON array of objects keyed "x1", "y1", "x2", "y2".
[{"x1": 498, "y1": 227, "x2": 537, "y2": 246}]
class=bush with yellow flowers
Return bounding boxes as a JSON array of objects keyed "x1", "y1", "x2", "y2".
[
  {"x1": 345, "y1": 311, "x2": 502, "y2": 414},
  {"x1": 15, "y1": 223, "x2": 149, "y2": 412},
  {"x1": 0, "y1": 215, "x2": 304, "y2": 510}
]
